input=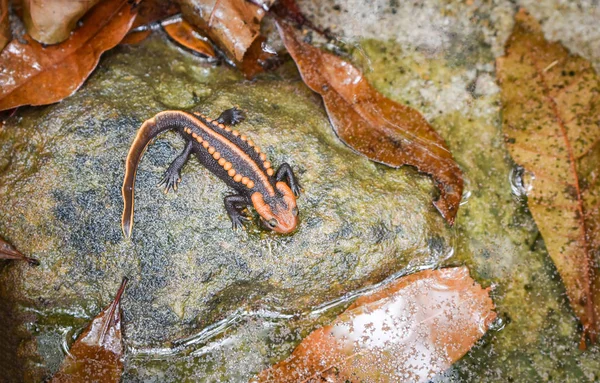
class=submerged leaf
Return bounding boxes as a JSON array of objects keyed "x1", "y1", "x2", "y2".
[
  {"x1": 0, "y1": 237, "x2": 39, "y2": 266},
  {"x1": 163, "y1": 18, "x2": 216, "y2": 58},
  {"x1": 497, "y1": 9, "x2": 600, "y2": 344},
  {"x1": 253, "y1": 267, "x2": 496, "y2": 383},
  {"x1": 276, "y1": 21, "x2": 464, "y2": 225},
  {"x1": 22, "y1": 0, "x2": 101, "y2": 44},
  {"x1": 0, "y1": 0, "x2": 137, "y2": 111},
  {"x1": 0, "y1": 0, "x2": 9, "y2": 51},
  {"x1": 51, "y1": 278, "x2": 128, "y2": 383}
]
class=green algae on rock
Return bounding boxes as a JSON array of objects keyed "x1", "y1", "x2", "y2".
[{"x1": 0, "y1": 32, "x2": 451, "y2": 382}]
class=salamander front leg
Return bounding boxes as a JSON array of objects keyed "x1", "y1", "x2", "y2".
[
  {"x1": 224, "y1": 195, "x2": 251, "y2": 230},
  {"x1": 217, "y1": 107, "x2": 245, "y2": 126},
  {"x1": 159, "y1": 140, "x2": 193, "y2": 193},
  {"x1": 275, "y1": 163, "x2": 301, "y2": 196}
]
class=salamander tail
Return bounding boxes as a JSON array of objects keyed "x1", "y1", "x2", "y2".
[{"x1": 122, "y1": 112, "x2": 185, "y2": 238}]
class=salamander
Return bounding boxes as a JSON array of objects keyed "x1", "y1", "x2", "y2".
[{"x1": 121, "y1": 108, "x2": 300, "y2": 238}]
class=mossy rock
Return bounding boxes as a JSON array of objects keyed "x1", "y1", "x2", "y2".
[{"x1": 0, "y1": 35, "x2": 450, "y2": 382}]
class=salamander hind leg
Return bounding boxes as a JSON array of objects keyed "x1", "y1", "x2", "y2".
[
  {"x1": 224, "y1": 195, "x2": 251, "y2": 230},
  {"x1": 275, "y1": 163, "x2": 301, "y2": 196},
  {"x1": 159, "y1": 140, "x2": 193, "y2": 193},
  {"x1": 217, "y1": 107, "x2": 245, "y2": 126}
]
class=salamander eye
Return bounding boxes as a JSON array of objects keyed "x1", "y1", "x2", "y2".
[
  {"x1": 292, "y1": 207, "x2": 298, "y2": 216},
  {"x1": 267, "y1": 218, "x2": 278, "y2": 228}
]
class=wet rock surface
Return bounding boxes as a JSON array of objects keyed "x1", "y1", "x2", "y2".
[{"x1": 0, "y1": 32, "x2": 450, "y2": 381}]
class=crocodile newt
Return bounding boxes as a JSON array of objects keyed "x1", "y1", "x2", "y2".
[{"x1": 121, "y1": 108, "x2": 300, "y2": 237}]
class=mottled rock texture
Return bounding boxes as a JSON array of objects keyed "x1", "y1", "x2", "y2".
[{"x1": 0, "y1": 34, "x2": 449, "y2": 381}]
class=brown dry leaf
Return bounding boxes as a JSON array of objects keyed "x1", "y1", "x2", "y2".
[
  {"x1": 51, "y1": 278, "x2": 128, "y2": 383},
  {"x1": 22, "y1": 0, "x2": 101, "y2": 44},
  {"x1": 497, "y1": 9, "x2": 600, "y2": 344},
  {"x1": 0, "y1": 237, "x2": 39, "y2": 265},
  {"x1": 0, "y1": 0, "x2": 137, "y2": 112},
  {"x1": 276, "y1": 21, "x2": 464, "y2": 225},
  {"x1": 163, "y1": 18, "x2": 215, "y2": 58},
  {"x1": 0, "y1": 0, "x2": 9, "y2": 51},
  {"x1": 253, "y1": 267, "x2": 496, "y2": 383},
  {"x1": 179, "y1": 0, "x2": 265, "y2": 62}
]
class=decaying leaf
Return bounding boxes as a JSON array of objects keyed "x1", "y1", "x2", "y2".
[
  {"x1": 276, "y1": 21, "x2": 464, "y2": 225},
  {"x1": 22, "y1": 0, "x2": 101, "y2": 44},
  {"x1": 0, "y1": 0, "x2": 137, "y2": 111},
  {"x1": 0, "y1": 0, "x2": 10, "y2": 51},
  {"x1": 179, "y1": 0, "x2": 265, "y2": 62},
  {"x1": 51, "y1": 278, "x2": 128, "y2": 383},
  {"x1": 253, "y1": 267, "x2": 496, "y2": 383},
  {"x1": 0, "y1": 237, "x2": 39, "y2": 265},
  {"x1": 163, "y1": 18, "x2": 216, "y2": 58},
  {"x1": 497, "y1": 9, "x2": 600, "y2": 344}
]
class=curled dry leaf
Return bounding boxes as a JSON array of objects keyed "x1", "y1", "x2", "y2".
[
  {"x1": 276, "y1": 21, "x2": 464, "y2": 225},
  {"x1": 51, "y1": 278, "x2": 128, "y2": 383},
  {"x1": 0, "y1": 237, "x2": 39, "y2": 265},
  {"x1": 253, "y1": 267, "x2": 496, "y2": 383},
  {"x1": 22, "y1": 0, "x2": 101, "y2": 44},
  {"x1": 0, "y1": 0, "x2": 9, "y2": 51},
  {"x1": 497, "y1": 9, "x2": 600, "y2": 344},
  {"x1": 179, "y1": 0, "x2": 265, "y2": 62},
  {"x1": 163, "y1": 18, "x2": 216, "y2": 58},
  {"x1": 0, "y1": 0, "x2": 137, "y2": 112}
]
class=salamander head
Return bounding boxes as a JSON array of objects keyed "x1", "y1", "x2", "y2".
[{"x1": 251, "y1": 182, "x2": 298, "y2": 234}]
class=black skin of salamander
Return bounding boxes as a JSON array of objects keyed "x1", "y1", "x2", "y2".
[{"x1": 158, "y1": 107, "x2": 301, "y2": 229}]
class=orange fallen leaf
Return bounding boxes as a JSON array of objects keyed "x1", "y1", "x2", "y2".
[
  {"x1": 0, "y1": 237, "x2": 39, "y2": 266},
  {"x1": 51, "y1": 277, "x2": 128, "y2": 383},
  {"x1": 0, "y1": 0, "x2": 9, "y2": 51},
  {"x1": 0, "y1": 0, "x2": 137, "y2": 111},
  {"x1": 276, "y1": 21, "x2": 464, "y2": 225},
  {"x1": 253, "y1": 267, "x2": 496, "y2": 383},
  {"x1": 163, "y1": 18, "x2": 215, "y2": 58},
  {"x1": 497, "y1": 9, "x2": 600, "y2": 345},
  {"x1": 22, "y1": 0, "x2": 101, "y2": 44}
]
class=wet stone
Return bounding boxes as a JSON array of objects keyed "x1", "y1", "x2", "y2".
[{"x1": 0, "y1": 34, "x2": 450, "y2": 381}]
